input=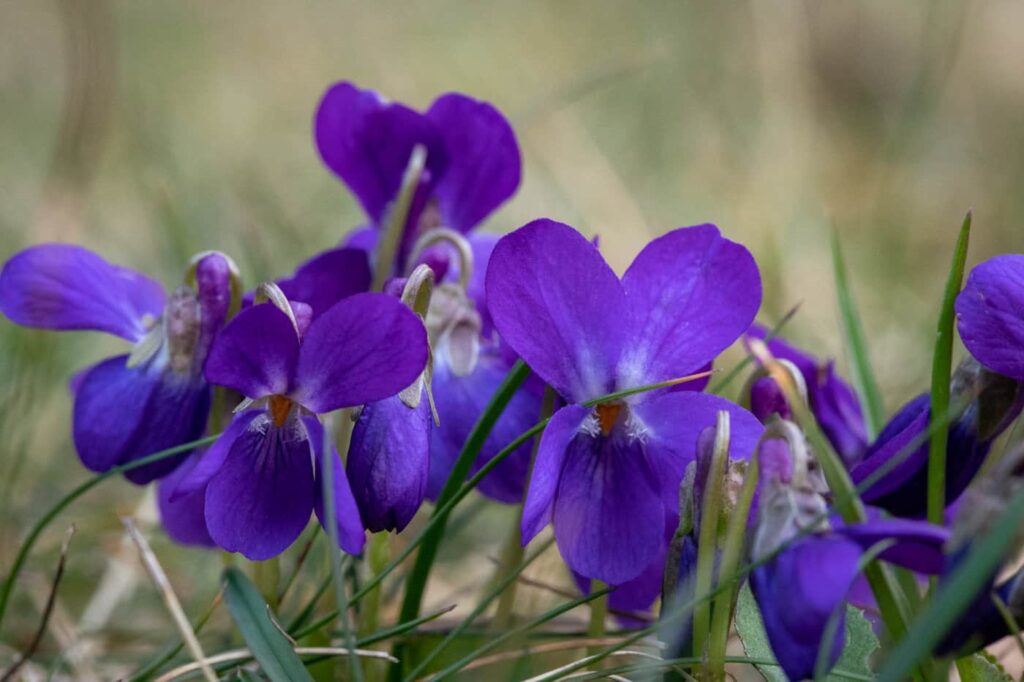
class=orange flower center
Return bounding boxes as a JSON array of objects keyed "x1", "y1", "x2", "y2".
[
  {"x1": 595, "y1": 402, "x2": 622, "y2": 436},
  {"x1": 269, "y1": 395, "x2": 294, "y2": 427}
]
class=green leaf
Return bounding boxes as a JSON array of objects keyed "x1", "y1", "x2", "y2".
[
  {"x1": 735, "y1": 583, "x2": 879, "y2": 681},
  {"x1": 956, "y1": 652, "x2": 1013, "y2": 682},
  {"x1": 222, "y1": 566, "x2": 314, "y2": 682},
  {"x1": 831, "y1": 229, "x2": 885, "y2": 437}
]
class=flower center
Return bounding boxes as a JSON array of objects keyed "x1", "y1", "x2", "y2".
[
  {"x1": 595, "y1": 402, "x2": 623, "y2": 436},
  {"x1": 269, "y1": 395, "x2": 294, "y2": 427}
]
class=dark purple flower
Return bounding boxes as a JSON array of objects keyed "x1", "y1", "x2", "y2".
[
  {"x1": 316, "y1": 82, "x2": 521, "y2": 278},
  {"x1": 850, "y1": 358, "x2": 1023, "y2": 518},
  {"x1": 0, "y1": 245, "x2": 233, "y2": 483},
  {"x1": 749, "y1": 431, "x2": 948, "y2": 681},
  {"x1": 956, "y1": 254, "x2": 1024, "y2": 381},
  {"x1": 181, "y1": 294, "x2": 427, "y2": 560},
  {"x1": 347, "y1": 388, "x2": 433, "y2": 533},
  {"x1": 746, "y1": 325, "x2": 868, "y2": 467},
  {"x1": 487, "y1": 220, "x2": 764, "y2": 584}
]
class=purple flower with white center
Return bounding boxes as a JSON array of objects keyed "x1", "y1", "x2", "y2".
[
  {"x1": 749, "y1": 429, "x2": 949, "y2": 681},
  {"x1": 0, "y1": 245, "x2": 233, "y2": 484},
  {"x1": 850, "y1": 358, "x2": 1023, "y2": 518},
  {"x1": 747, "y1": 325, "x2": 868, "y2": 467},
  {"x1": 316, "y1": 81, "x2": 520, "y2": 279},
  {"x1": 177, "y1": 293, "x2": 428, "y2": 560},
  {"x1": 487, "y1": 219, "x2": 765, "y2": 584}
]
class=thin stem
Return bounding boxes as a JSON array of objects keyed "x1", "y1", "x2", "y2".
[
  {"x1": 321, "y1": 410, "x2": 362, "y2": 682},
  {"x1": 586, "y1": 580, "x2": 608, "y2": 658},
  {"x1": 707, "y1": 451, "x2": 759, "y2": 680},
  {"x1": 691, "y1": 412, "x2": 730, "y2": 667},
  {"x1": 0, "y1": 433, "x2": 220, "y2": 633}
]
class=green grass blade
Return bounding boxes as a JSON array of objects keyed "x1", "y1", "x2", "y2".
[
  {"x1": 0, "y1": 433, "x2": 219, "y2": 633},
  {"x1": 927, "y1": 210, "x2": 973, "y2": 527},
  {"x1": 402, "y1": 537, "x2": 555, "y2": 681},
  {"x1": 222, "y1": 566, "x2": 314, "y2": 682},
  {"x1": 877, "y1": 488, "x2": 1024, "y2": 682},
  {"x1": 427, "y1": 587, "x2": 613, "y2": 682},
  {"x1": 831, "y1": 229, "x2": 885, "y2": 436},
  {"x1": 395, "y1": 360, "x2": 531, "y2": 624}
]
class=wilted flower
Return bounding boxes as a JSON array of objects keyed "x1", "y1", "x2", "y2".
[
  {"x1": 0, "y1": 245, "x2": 234, "y2": 483},
  {"x1": 750, "y1": 423, "x2": 949, "y2": 680},
  {"x1": 172, "y1": 293, "x2": 427, "y2": 559},
  {"x1": 488, "y1": 219, "x2": 764, "y2": 584}
]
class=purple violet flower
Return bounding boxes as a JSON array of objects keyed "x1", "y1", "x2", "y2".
[
  {"x1": 487, "y1": 219, "x2": 765, "y2": 584},
  {"x1": 749, "y1": 429, "x2": 949, "y2": 680},
  {"x1": 176, "y1": 293, "x2": 428, "y2": 560},
  {"x1": 850, "y1": 358, "x2": 1023, "y2": 518},
  {"x1": 746, "y1": 325, "x2": 868, "y2": 467},
  {"x1": 316, "y1": 81, "x2": 521, "y2": 279},
  {"x1": 0, "y1": 245, "x2": 233, "y2": 484}
]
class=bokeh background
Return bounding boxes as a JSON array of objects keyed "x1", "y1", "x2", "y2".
[{"x1": 2, "y1": 0, "x2": 1023, "y2": 677}]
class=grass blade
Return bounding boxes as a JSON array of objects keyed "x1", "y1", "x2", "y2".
[
  {"x1": 0, "y1": 433, "x2": 219, "y2": 633},
  {"x1": 222, "y1": 566, "x2": 314, "y2": 682},
  {"x1": 927, "y1": 210, "x2": 972, "y2": 527},
  {"x1": 831, "y1": 229, "x2": 885, "y2": 436},
  {"x1": 395, "y1": 360, "x2": 531, "y2": 625},
  {"x1": 877, "y1": 488, "x2": 1024, "y2": 682}
]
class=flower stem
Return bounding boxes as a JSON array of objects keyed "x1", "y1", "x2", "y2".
[
  {"x1": 691, "y1": 412, "x2": 730, "y2": 668},
  {"x1": 252, "y1": 557, "x2": 280, "y2": 611},
  {"x1": 587, "y1": 579, "x2": 608, "y2": 657},
  {"x1": 492, "y1": 385, "x2": 556, "y2": 629},
  {"x1": 707, "y1": 451, "x2": 759, "y2": 681}
]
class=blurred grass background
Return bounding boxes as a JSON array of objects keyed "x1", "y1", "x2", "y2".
[{"x1": 2, "y1": 0, "x2": 1024, "y2": 676}]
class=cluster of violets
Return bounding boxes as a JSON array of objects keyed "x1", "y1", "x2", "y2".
[{"x1": 3, "y1": 80, "x2": 1024, "y2": 680}]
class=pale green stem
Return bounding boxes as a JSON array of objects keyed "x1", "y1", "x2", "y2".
[
  {"x1": 252, "y1": 557, "x2": 280, "y2": 611},
  {"x1": 587, "y1": 579, "x2": 609, "y2": 658},
  {"x1": 371, "y1": 145, "x2": 427, "y2": 292},
  {"x1": 492, "y1": 386, "x2": 556, "y2": 628},
  {"x1": 692, "y1": 412, "x2": 730, "y2": 666},
  {"x1": 707, "y1": 451, "x2": 759, "y2": 681}
]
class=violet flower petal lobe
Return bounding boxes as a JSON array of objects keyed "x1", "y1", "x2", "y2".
[
  {"x1": 204, "y1": 303, "x2": 299, "y2": 399},
  {"x1": 486, "y1": 220, "x2": 627, "y2": 402},
  {"x1": 0, "y1": 244, "x2": 165, "y2": 342},
  {"x1": 619, "y1": 225, "x2": 761, "y2": 387},
  {"x1": 291, "y1": 292, "x2": 428, "y2": 412}
]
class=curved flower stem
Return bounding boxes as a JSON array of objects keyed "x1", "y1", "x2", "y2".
[
  {"x1": 0, "y1": 433, "x2": 220, "y2": 634},
  {"x1": 372, "y1": 145, "x2": 427, "y2": 292}
]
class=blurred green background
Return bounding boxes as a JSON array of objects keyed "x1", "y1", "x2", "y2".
[{"x1": 2, "y1": 0, "x2": 1023, "y2": 676}]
